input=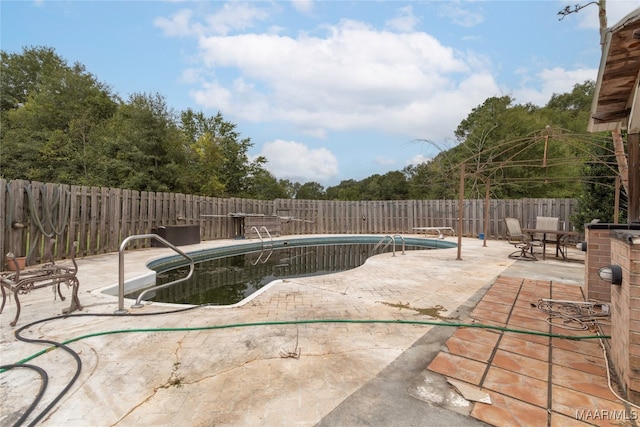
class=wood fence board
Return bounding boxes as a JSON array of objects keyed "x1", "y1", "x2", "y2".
[
  {"x1": 131, "y1": 190, "x2": 140, "y2": 239},
  {"x1": 1, "y1": 179, "x2": 581, "y2": 267},
  {"x1": 122, "y1": 189, "x2": 131, "y2": 246},
  {"x1": 69, "y1": 185, "x2": 80, "y2": 255},
  {"x1": 0, "y1": 179, "x2": 6, "y2": 269},
  {"x1": 14, "y1": 181, "x2": 27, "y2": 259}
]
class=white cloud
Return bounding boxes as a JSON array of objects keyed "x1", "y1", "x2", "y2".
[
  {"x1": 406, "y1": 154, "x2": 431, "y2": 166},
  {"x1": 375, "y1": 156, "x2": 396, "y2": 166},
  {"x1": 188, "y1": 19, "x2": 494, "y2": 142},
  {"x1": 154, "y1": 9, "x2": 196, "y2": 37},
  {"x1": 439, "y1": 3, "x2": 485, "y2": 27},
  {"x1": 203, "y1": 2, "x2": 269, "y2": 36},
  {"x1": 180, "y1": 68, "x2": 202, "y2": 84},
  {"x1": 385, "y1": 6, "x2": 419, "y2": 33},
  {"x1": 291, "y1": 0, "x2": 314, "y2": 15},
  {"x1": 512, "y1": 66, "x2": 597, "y2": 106},
  {"x1": 190, "y1": 80, "x2": 236, "y2": 112},
  {"x1": 154, "y1": 3, "x2": 269, "y2": 37},
  {"x1": 165, "y1": 3, "x2": 605, "y2": 145},
  {"x1": 259, "y1": 140, "x2": 339, "y2": 182}
]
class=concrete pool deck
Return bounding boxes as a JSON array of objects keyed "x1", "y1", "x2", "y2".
[{"x1": 0, "y1": 235, "x2": 626, "y2": 426}]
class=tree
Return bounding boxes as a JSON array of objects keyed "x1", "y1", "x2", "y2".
[
  {"x1": 296, "y1": 181, "x2": 325, "y2": 199},
  {"x1": 179, "y1": 110, "x2": 267, "y2": 197},
  {"x1": 326, "y1": 179, "x2": 362, "y2": 201},
  {"x1": 244, "y1": 169, "x2": 289, "y2": 200},
  {"x1": 179, "y1": 109, "x2": 226, "y2": 196},
  {"x1": 278, "y1": 179, "x2": 300, "y2": 199},
  {"x1": 570, "y1": 137, "x2": 627, "y2": 230},
  {"x1": 1, "y1": 46, "x2": 117, "y2": 184},
  {"x1": 96, "y1": 93, "x2": 188, "y2": 192},
  {"x1": 1, "y1": 46, "x2": 68, "y2": 112},
  {"x1": 559, "y1": 1, "x2": 631, "y2": 212},
  {"x1": 405, "y1": 159, "x2": 456, "y2": 199}
]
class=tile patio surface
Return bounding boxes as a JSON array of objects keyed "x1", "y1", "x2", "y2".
[
  {"x1": 0, "y1": 235, "x2": 634, "y2": 426},
  {"x1": 427, "y1": 276, "x2": 632, "y2": 427}
]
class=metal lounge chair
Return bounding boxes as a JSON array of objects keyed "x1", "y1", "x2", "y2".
[{"x1": 504, "y1": 217, "x2": 541, "y2": 261}]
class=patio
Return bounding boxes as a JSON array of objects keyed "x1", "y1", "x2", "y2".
[{"x1": 2, "y1": 235, "x2": 625, "y2": 426}]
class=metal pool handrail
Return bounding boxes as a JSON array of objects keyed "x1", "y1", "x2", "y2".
[
  {"x1": 115, "y1": 234, "x2": 195, "y2": 314},
  {"x1": 250, "y1": 226, "x2": 273, "y2": 249},
  {"x1": 392, "y1": 234, "x2": 406, "y2": 255},
  {"x1": 373, "y1": 235, "x2": 406, "y2": 257}
]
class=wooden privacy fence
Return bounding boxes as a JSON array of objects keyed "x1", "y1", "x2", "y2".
[{"x1": 1, "y1": 179, "x2": 578, "y2": 268}]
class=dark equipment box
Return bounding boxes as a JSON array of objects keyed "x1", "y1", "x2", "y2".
[{"x1": 151, "y1": 225, "x2": 200, "y2": 247}]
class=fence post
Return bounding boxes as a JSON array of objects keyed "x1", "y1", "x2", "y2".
[{"x1": 1, "y1": 179, "x2": 580, "y2": 266}]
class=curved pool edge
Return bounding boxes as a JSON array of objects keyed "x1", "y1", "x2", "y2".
[
  {"x1": 148, "y1": 234, "x2": 456, "y2": 272},
  {"x1": 98, "y1": 234, "x2": 456, "y2": 308}
]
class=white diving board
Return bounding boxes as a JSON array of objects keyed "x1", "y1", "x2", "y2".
[{"x1": 412, "y1": 227, "x2": 456, "y2": 239}]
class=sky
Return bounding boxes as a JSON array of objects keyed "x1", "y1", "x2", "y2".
[{"x1": 2, "y1": 1, "x2": 640, "y2": 187}]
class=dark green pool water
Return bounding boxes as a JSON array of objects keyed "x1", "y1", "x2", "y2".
[{"x1": 127, "y1": 243, "x2": 432, "y2": 305}]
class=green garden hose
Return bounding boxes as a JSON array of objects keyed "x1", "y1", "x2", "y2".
[
  {"x1": 0, "y1": 309, "x2": 610, "y2": 427},
  {"x1": 6, "y1": 316, "x2": 608, "y2": 368}
]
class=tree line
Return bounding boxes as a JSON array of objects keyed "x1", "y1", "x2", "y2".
[{"x1": 0, "y1": 47, "x2": 623, "y2": 224}]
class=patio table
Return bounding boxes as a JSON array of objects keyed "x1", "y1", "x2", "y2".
[{"x1": 522, "y1": 228, "x2": 579, "y2": 261}]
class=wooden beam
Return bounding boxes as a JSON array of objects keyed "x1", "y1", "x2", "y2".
[
  {"x1": 457, "y1": 164, "x2": 464, "y2": 261},
  {"x1": 629, "y1": 132, "x2": 640, "y2": 223}
]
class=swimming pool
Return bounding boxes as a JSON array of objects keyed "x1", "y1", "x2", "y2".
[{"x1": 123, "y1": 235, "x2": 455, "y2": 306}]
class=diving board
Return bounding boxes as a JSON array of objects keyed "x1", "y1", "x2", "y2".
[{"x1": 412, "y1": 227, "x2": 456, "y2": 239}]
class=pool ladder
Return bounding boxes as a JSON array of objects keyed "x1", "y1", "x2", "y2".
[
  {"x1": 250, "y1": 226, "x2": 274, "y2": 250},
  {"x1": 115, "y1": 233, "x2": 195, "y2": 314},
  {"x1": 372, "y1": 234, "x2": 405, "y2": 257}
]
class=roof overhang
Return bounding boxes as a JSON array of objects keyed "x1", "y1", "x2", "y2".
[{"x1": 588, "y1": 8, "x2": 640, "y2": 133}]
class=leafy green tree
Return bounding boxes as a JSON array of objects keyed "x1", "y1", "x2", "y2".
[
  {"x1": 278, "y1": 179, "x2": 300, "y2": 198},
  {"x1": 179, "y1": 110, "x2": 266, "y2": 197},
  {"x1": 326, "y1": 179, "x2": 362, "y2": 201},
  {"x1": 324, "y1": 171, "x2": 408, "y2": 201},
  {"x1": 179, "y1": 109, "x2": 226, "y2": 196},
  {"x1": 244, "y1": 169, "x2": 289, "y2": 200},
  {"x1": 357, "y1": 172, "x2": 408, "y2": 200},
  {"x1": 570, "y1": 135, "x2": 627, "y2": 230},
  {"x1": 296, "y1": 181, "x2": 325, "y2": 199},
  {"x1": 412, "y1": 89, "x2": 589, "y2": 199},
  {"x1": 404, "y1": 157, "x2": 456, "y2": 199},
  {"x1": 96, "y1": 93, "x2": 188, "y2": 192},
  {"x1": 377, "y1": 171, "x2": 409, "y2": 199},
  {"x1": 1, "y1": 46, "x2": 609, "y2": 207},
  {"x1": 1, "y1": 46, "x2": 117, "y2": 184},
  {"x1": 543, "y1": 81, "x2": 595, "y2": 131},
  {"x1": 1, "y1": 46, "x2": 68, "y2": 111},
  {"x1": 453, "y1": 96, "x2": 551, "y2": 198}
]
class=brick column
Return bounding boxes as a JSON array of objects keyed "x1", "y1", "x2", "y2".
[
  {"x1": 585, "y1": 227, "x2": 613, "y2": 302},
  {"x1": 585, "y1": 224, "x2": 640, "y2": 303},
  {"x1": 609, "y1": 231, "x2": 640, "y2": 402}
]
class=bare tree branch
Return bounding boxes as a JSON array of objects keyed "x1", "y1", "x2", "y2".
[{"x1": 557, "y1": 1, "x2": 600, "y2": 20}]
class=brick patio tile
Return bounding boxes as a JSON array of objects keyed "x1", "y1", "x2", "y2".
[
  {"x1": 427, "y1": 352, "x2": 486, "y2": 386},
  {"x1": 552, "y1": 384, "x2": 631, "y2": 426},
  {"x1": 499, "y1": 335, "x2": 549, "y2": 362},
  {"x1": 552, "y1": 347, "x2": 607, "y2": 376},
  {"x1": 471, "y1": 389, "x2": 548, "y2": 427},
  {"x1": 445, "y1": 335, "x2": 496, "y2": 363},
  {"x1": 492, "y1": 349, "x2": 549, "y2": 380},
  {"x1": 482, "y1": 366, "x2": 548, "y2": 407}
]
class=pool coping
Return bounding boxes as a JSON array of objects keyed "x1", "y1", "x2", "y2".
[{"x1": 97, "y1": 234, "x2": 455, "y2": 308}]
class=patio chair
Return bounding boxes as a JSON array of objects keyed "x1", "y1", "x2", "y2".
[
  {"x1": 533, "y1": 216, "x2": 559, "y2": 257},
  {"x1": 504, "y1": 217, "x2": 541, "y2": 261}
]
